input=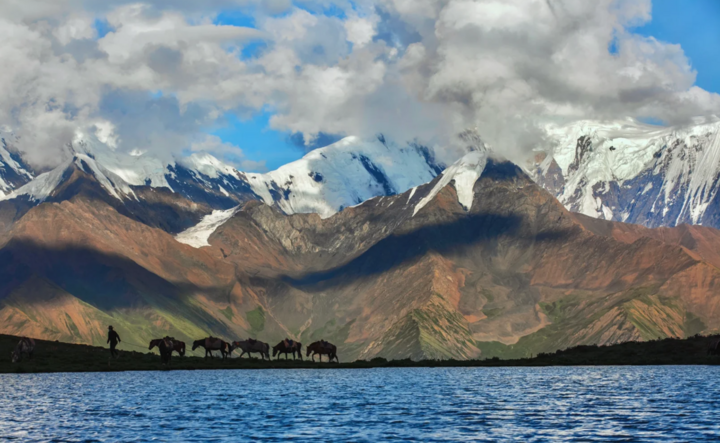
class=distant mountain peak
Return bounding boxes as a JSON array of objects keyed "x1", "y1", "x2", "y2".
[{"x1": 532, "y1": 119, "x2": 720, "y2": 229}]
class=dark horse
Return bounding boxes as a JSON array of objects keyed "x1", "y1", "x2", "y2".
[
  {"x1": 149, "y1": 337, "x2": 175, "y2": 364},
  {"x1": 230, "y1": 339, "x2": 270, "y2": 360},
  {"x1": 193, "y1": 337, "x2": 230, "y2": 360},
  {"x1": 150, "y1": 337, "x2": 185, "y2": 357},
  {"x1": 306, "y1": 340, "x2": 339, "y2": 363},
  {"x1": 272, "y1": 339, "x2": 302, "y2": 360}
]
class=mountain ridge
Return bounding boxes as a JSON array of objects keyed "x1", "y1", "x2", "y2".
[{"x1": 2, "y1": 123, "x2": 720, "y2": 360}]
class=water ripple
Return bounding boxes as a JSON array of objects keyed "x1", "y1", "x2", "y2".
[{"x1": 1, "y1": 367, "x2": 720, "y2": 441}]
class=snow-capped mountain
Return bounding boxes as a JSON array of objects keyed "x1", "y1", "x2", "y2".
[
  {"x1": 531, "y1": 118, "x2": 720, "y2": 229},
  {"x1": 0, "y1": 133, "x2": 33, "y2": 197},
  {"x1": 176, "y1": 149, "x2": 486, "y2": 248},
  {"x1": 0, "y1": 132, "x2": 448, "y2": 234},
  {"x1": 243, "y1": 136, "x2": 445, "y2": 218}
]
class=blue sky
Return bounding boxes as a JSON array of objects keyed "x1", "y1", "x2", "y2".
[
  {"x1": 633, "y1": 0, "x2": 720, "y2": 95},
  {"x1": 210, "y1": 1, "x2": 720, "y2": 171}
]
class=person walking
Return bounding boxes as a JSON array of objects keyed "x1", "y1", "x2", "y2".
[{"x1": 107, "y1": 325, "x2": 121, "y2": 359}]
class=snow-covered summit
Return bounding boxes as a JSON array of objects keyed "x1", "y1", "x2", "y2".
[
  {"x1": 414, "y1": 150, "x2": 488, "y2": 216},
  {"x1": 245, "y1": 136, "x2": 446, "y2": 218},
  {"x1": 532, "y1": 118, "x2": 720, "y2": 228},
  {"x1": 0, "y1": 154, "x2": 137, "y2": 203},
  {"x1": 70, "y1": 135, "x2": 171, "y2": 190},
  {"x1": 0, "y1": 131, "x2": 453, "y2": 236}
]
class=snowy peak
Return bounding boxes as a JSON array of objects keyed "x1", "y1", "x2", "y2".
[
  {"x1": 246, "y1": 136, "x2": 446, "y2": 218},
  {"x1": 0, "y1": 154, "x2": 136, "y2": 203},
  {"x1": 69, "y1": 137, "x2": 172, "y2": 191},
  {"x1": 414, "y1": 150, "x2": 488, "y2": 216},
  {"x1": 532, "y1": 119, "x2": 720, "y2": 228}
]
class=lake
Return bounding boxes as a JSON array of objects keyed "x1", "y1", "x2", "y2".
[{"x1": 1, "y1": 367, "x2": 719, "y2": 442}]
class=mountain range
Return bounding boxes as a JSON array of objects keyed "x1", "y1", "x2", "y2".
[{"x1": 1, "y1": 121, "x2": 720, "y2": 360}]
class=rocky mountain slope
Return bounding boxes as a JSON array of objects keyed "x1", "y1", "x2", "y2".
[
  {"x1": 2, "y1": 144, "x2": 720, "y2": 360},
  {"x1": 531, "y1": 119, "x2": 720, "y2": 229}
]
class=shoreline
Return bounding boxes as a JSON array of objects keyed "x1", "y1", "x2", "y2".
[{"x1": 2, "y1": 334, "x2": 719, "y2": 374}]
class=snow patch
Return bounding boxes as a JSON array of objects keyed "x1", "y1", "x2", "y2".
[
  {"x1": 175, "y1": 206, "x2": 241, "y2": 248},
  {"x1": 407, "y1": 187, "x2": 417, "y2": 203}
]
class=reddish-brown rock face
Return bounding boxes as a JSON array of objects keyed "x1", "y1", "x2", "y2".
[{"x1": 1, "y1": 159, "x2": 719, "y2": 360}]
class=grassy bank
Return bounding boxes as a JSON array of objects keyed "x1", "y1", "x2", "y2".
[{"x1": 2, "y1": 333, "x2": 719, "y2": 374}]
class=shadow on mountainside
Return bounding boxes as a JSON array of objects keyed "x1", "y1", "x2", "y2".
[
  {"x1": 282, "y1": 210, "x2": 575, "y2": 288},
  {"x1": 0, "y1": 239, "x2": 234, "y2": 333}
]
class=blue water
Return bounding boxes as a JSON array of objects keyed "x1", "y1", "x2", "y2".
[{"x1": 1, "y1": 367, "x2": 719, "y2": 442}]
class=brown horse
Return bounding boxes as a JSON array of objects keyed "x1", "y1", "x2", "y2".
[
  {"x1": 272, "y1": 339, "x2": 302, "y2": 360},
  {"x1": 149, "y1": 337, "x2": 174, "y2": 364},
  {"x1": 11, "y1": 337, "x2": 35, "y2": 363},
  {"x1": 306, "y1": 340, "x2": 339, "y2": 363},
  {"x1": 193, "y1": 337, "x2": 230, "y2": 360},
  {"x1": 230, "y1": 339, "x2": 270, "y2": 360}
]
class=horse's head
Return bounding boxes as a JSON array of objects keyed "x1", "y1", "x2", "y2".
[
  {"x1": 149, "y1": 339, "x2": 159, "y2": 350},
  {"x1": 192, "y1": 339, "x2": 202, "y2": 351}
]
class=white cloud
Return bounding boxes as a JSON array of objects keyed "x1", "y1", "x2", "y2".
[
  {"x1": 345, "y1": 14, "x2": 377, "y2": 48},
  {"x1": 0, "y1": 0, "x2": 718, "y2": 171}
]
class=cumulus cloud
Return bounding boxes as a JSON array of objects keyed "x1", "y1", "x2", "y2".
[{"x1": 0, "y1": 0, "x2": 718, "y2": 171}]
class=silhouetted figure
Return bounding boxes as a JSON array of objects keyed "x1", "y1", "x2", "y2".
[{"x1": 107, "y1": 326, "x2": 121, "y2": 358}]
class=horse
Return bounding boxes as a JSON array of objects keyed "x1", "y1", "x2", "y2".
[
  {"x1": 149, "y1": 337, "x2": 174, "y2": 365},
  {"x1": 272, "y1": 339, "x2": 303, "y2": 360},
  {"x1": 168, "y1": 337, "x2": 186, "y2": 356},
  {"x1": 306, "y1": 340, "x2": 339, "y2": 363},
  {"x1": 11, "y1": 337, "x2": 35, "y2": 363},
  {"x1": 150, "y1": 337, "x2": 185, "y2": 357},
  {"x1": 192, "y1": 337, "x2": 230, "y2": 360},
  {"x1": 230, "y1": 339, "x2": 270, "y2": 360}
]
